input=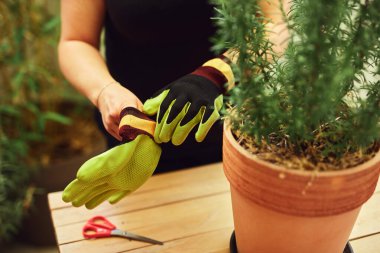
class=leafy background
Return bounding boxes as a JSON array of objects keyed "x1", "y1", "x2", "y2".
[{"x1": 0, "y1": 0, "x2": 103, "y2": 241}]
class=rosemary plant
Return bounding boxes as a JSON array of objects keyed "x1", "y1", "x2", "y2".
[{"x1": 211, "y1": 0, "x2": 380, "y2": 170}]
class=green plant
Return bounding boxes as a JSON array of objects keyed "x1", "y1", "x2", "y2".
[
  {"x1": 0, "y1": 0, "x2": 73, "y2": 240},
  {"x1": 212, "y1": 0, "x2": 380, "y2": 170}
]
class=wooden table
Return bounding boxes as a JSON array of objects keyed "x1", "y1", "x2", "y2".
[{"x1": 48, "y1": 163, "x2": 380, "y2": 253}]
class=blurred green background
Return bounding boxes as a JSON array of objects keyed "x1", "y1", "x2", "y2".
[{"x1": 0, "y1": 1, "x2": 106, "y2": 251}]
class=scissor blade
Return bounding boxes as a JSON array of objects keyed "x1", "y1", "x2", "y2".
[{"x1": 111, "y1": 230, "x2": 164, "y2": 245}]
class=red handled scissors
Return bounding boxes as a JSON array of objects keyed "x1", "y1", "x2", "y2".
[{"x1": 82, "y1": 216, "x2": 163, "y2": 245}]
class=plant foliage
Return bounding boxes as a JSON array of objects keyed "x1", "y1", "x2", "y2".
[
  {"x1": 0, "y1": 0, "x2": 71, "y2": 240},
  {"x1": 211, "y1": 0, "x2": 380, "y2": 163}
]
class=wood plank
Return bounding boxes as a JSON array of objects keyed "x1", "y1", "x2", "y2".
[
  {"x1": 48, "y1": 164, "x2": 378, "y2": 211},
  {"x1": 48, "y1": 162, "x2": 380, "y2": 252},
  {"x1": 50, "y1": 165, "x2": 229, "y2": 228},
  {"x1": 350, "y1": 191, "x2": 380, "y2": 239},
  {"x1": 125, "y1": 227, "x2": 232, "y2": 253},
  {"x1": 48, "y1": 162, "x2": 225, "y2": 210},
  {"x1": 58, "y1": 193, "x2": 234, "y2": 253},
  {"x1": 51, "y1": 193, "x2": 380, "y2": 248},
  {"x1": 350, "y1": 233, "x2": 380, "y2": 253}
]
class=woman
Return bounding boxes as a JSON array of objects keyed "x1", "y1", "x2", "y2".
[{"x1": 58, "y1": 0, "x2": 230, "y2": 173}]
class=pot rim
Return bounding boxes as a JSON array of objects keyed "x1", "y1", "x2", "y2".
[{"x1": 224, "y1": 121, "x2": 380, "y2": 177}]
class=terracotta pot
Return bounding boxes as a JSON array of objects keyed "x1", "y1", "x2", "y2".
[{"x1": 223, "y1": 122, "x2": 380, "y2": 253}]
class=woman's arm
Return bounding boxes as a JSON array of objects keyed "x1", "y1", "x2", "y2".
[{"x1": 59, "y1": 0, "x2": 142, "y2": 140}]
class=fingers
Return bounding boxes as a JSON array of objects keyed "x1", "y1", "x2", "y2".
[
  {"x1": 195, "y1": 95, "x2": 223, "y2": 142},
  {"x1": 85, "y1": 189, "x2": 120, "y2": 210},
  {"x1": 157, "y1": 92, "x2": 176, "y2": 124},
  {"x1": 143, "y1": 90, "x2": 169, "y2": 116},
  {"x1": 108, "y1": 190, "x2": 130, "y2": 205},
  {"x1": 62, "y1": 179, "x2": 87, "y2": 203},
  {"x1": 195, "y1": 109, "x2": 220, "y2": 142},
  {"x1": 62, "y1": 178, "x2": 104, "y2": 204},
  {"x1": 156, "y1": 99, "x2": 190, "y2": 143},
  {"x1": 171, "y1": 102, "x2": 205, "y2": 146},
  {"x1": 155, "y1": 99, "x2": 218, "y2": 145},
  {"x1": 105, "y1": 117, "x2": 122, "y2": 141},
  {"x1": 101, "y1": 106, "x2": 124, "y2": 141},
  {"x1": 153, "y1": 97, "x2": 174, "y2": 143},
  {"x1": 145, "y1": 86, "x2": 223, "y2": 144},
  {"x1": 71, "y1": 183, "x2": 111, "y2": 207},
  {"x1": 98, "y1": 84, "x2": 143, "y2": 141}
]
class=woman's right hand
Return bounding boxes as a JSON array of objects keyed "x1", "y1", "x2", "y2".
[
  {"x1": 59, "y1": 1, "x2": 143, "y2": 141},
  {"x1": 96, "y1": 82, "x2": 143, "y2": 141}
]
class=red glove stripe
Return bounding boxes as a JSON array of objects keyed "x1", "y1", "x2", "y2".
[
  {"x1": 191, "y1": 66, "x2": 228, "y2": 93},
  {"x1": 119, "y1": 107, "x2": 155, "y2": 143}
]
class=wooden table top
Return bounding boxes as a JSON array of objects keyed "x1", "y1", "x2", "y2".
[{"x1": 48, "y1": 163, "x2": 380, "y2": 253}]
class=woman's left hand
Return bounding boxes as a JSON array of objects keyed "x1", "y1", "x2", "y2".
[{"x1": 143, "y1": 57, "x2": 234, "y2": 145}]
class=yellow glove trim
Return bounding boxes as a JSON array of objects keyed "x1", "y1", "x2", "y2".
[
  {"x1": 119, "y1": 115, "x2": 156, "y2": 137},
  {"x1": 202, "y1": 58, "x2": 234, "y2": 89}
]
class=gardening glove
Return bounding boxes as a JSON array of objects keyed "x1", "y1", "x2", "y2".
[
  {"x1": 143, "y1": 56, "x2": 234, "y2": 146},
  {"x1": 62, "y1": 107, "x2": 161, "y2": 209}
]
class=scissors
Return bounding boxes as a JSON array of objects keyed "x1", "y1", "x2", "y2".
[{"x1": 82, "y1": 216, "x2": 163, "y2": 245}]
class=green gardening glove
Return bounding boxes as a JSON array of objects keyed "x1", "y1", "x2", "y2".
[
  {"x1": 62, "y1": 107, "x2": 160, "y2": 209},
  {"x1": 143, "y1": 56, "x2": 234, "y2": 146}
]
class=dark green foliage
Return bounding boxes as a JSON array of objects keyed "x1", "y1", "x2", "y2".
[
  {"x1": 0, "y1": 1, "x2": 71, "y2": 240},
  {"x1": 212, "y1": 0, "x2": 380, "y2": 156}
]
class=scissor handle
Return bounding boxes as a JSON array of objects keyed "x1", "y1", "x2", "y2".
[
  {"x1": 87, "y1": 216, "x2": 116, "y2": 230},
  {"x1": 83, "y1": 216, "x2": 116, "y2": 239},
  {"x1": 83, "y1": 224, "x2": 112, "y2": 239}
]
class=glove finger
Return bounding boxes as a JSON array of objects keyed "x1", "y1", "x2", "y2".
[
  {"x1": 196, "y1": 109, "x2": 220, "y2": 143},
  {"x1": 171, "y1": 102, "x2": 204, "y2": 146},
  {"x1": 77, "y1": 141, "x2": 139, "y2": 182},
  {"x1": 62, "y1": 179, "x2": 91, "y2": 203},
  {"x1": 181, "y1": 99, "x2": 207, "y2": 125},
  {"x1": 166, "y1": 96, "x2": 188, "y2": 124},
  {"x1": 71, "y1": 183, "x2": 111, "y2": 207},
  {"x1": 157, "y1": 91, "x2": 176, "y2": 124},
  {"x1": 85, "y1": 189, "x2": 120, "y2": 210},
  {"x1": 195, "y1": 95, "x2": 223, "y2": 142},
  {"x1": 159, "y1": 99, "x2": 190, "y2": 143},
  {"x1": 108, "y1": 190, "x2": 130, "y2": 205},
  {"x1": 143, "y1": 90, "x2": 169, "y2": 116},
  {"x1": 154, "y1": 99, "x2": 175, "y2": 143},
  {"x1": 201, "y1": 94, "x2": 223, "y2": 124}
]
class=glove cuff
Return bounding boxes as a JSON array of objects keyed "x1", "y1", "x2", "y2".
[
  {"x1": 191, "y1": 56, "x2": 234, "y2": 93},
  {"x1": 119, "y1": 107, "x2": 156, "y2": 143}
]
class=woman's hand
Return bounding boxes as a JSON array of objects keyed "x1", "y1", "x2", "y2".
[
  {"x1": 59, "y1": 1, "x2": 144, "y2": 141},
  {"x1": 97, "y1": 82, "x2": 143, "y2": 141},
  {"x1": 143, "y1": 56, "x2": 234, "y2": 145}
]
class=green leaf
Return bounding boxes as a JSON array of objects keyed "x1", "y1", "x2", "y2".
[
  {"x1": 0, "y1": 105, "x2": 21, "y2": 116},
  {"x1": 43, "y1": 17, "x2": 60, "y2": 33},
  {"x1": 42, "y1": 111, "x2": 72, "y2": 125}
]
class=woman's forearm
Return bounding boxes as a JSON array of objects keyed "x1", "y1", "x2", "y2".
[{"x1": 58, "y1": 40, "x2": 115, "y2": 107}]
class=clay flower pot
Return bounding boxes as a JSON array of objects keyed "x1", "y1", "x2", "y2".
[{"x1": 223, "y1": 122, "x2": 380, "y2": 253}]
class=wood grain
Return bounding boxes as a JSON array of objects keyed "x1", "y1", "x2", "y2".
[
  {"x1": 58, "y1": 193, "x2": 233, "y2": 253},
  {"x1": 125, "y1": 227, "x2": 232, "y2": 253},
  {"x1": 48, "y1": 163, "x2": 226, "y2": 210},
  {"x1": 48, "y1": 162, "x2": 380, "y2": 253},
  {"x1": 350, "y1": 191, "x2": 380, "y2": 239},
  {"x1": 351, "y1": 233, "x2": 380, "y2": 253},
  {"x1": 49, "y1": 163, "x2": 229, "y2": 228}
]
